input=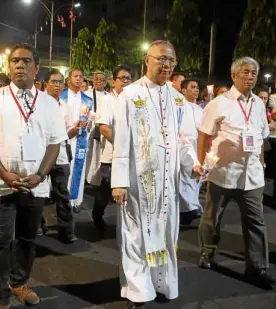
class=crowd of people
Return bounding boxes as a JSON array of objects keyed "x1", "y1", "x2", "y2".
[{"x1": 0, "y1": 40, "x2": 275, "y2": 309}]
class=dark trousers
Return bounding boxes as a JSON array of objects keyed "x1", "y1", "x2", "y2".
[
  {"x1": 93, "y1": 163, "x2": 112, "y2": 219},
  {"x1": 0, "y1": 193, "x2": 44, "y2": 305},
  {"x1": 49, "y1": 164, "x2": 74, "y2": 234},
  {"x1": 199, "y1": 182, "x2": 269, "y2": 269}
]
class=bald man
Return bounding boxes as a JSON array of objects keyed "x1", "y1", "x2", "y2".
[{"x1": 112, "y1": 40, "x2": 183, "y2": 308}]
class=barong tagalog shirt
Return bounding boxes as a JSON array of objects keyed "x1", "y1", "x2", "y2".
[
  {"x1": 177, "y1": 98, "x2": 203, "y2": 212},
  {"x1": 0, "y1": 82, "x2": 67, "y2": 197},
  {"x1": 95, "y1": 90, "x2": 120, "y2": 164},
  {"x1": 111, "y1": 76, "x2": 180, "y2": 302},
  {"x1": 200, "y1": 86, "x2": 269, "y2": 190}
]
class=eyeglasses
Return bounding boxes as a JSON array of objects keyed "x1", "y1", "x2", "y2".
[
  {"x1": 49, "y1": 80, "x2": 64, "y2": 85},
  {"x1": 116, "y1": 76, "x2": 132, "y2": 82},
  {"x1": 147, "y1": 55, "x2": 178, "y2": 67},
  {"x1": 94, "y1": 78, "x2": 107, "y2": 82}
]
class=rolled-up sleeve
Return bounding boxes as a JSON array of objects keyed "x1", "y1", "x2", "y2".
[
  {"x1": 48, "y1": 97, "x2": 68, "y2": 145},
  {"x1": 199, "y1": 100, "x2": 220, "y2": 136}
]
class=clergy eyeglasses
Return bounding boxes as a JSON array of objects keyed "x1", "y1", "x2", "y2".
[
  {"x1": 116, "y1": 76, "x2": 132, "y2": 82},
  {"x1": 49, "y1": 80, "x2": 64, "y2": 85},
  {"x1": 147, "y1": 55, "x2": 178, "y2": 67}
]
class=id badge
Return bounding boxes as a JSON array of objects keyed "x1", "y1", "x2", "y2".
[
  {"x1": 242, "y1": 131, "x2": 256, "y2": 152},
  {"x1": 22, "y1": 132, "x2": 39, "y2": 161}
]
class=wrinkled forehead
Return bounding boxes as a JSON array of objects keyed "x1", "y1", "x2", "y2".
[
  {"x1": 49, "y1": 74, "x2": 63, "y2": 81},
  {"x1": 71, "y1": 70, "x2": 83, "y2": 77},
  {"x1": 94, "y1": 73, "x2": 106, "y2": 79},
  {"x1": 10, "y1": 48, "x2": 34, "y2": 60},
  {"x1": 147, "y1": 43, "x2": 176, "y2": 58}
]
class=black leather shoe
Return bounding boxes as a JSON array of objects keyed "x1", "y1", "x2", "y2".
[
  {"x1": 180, "y1": 209, "x2": 201, "y2": 225},
  {"x1": 93, "y1": 216, "x2": 108, "y2": 231},
  {"x1": 127, "y1": 300, "x2": 145, "y2": 308},
  {"x1": 58, "y1": 233, "x2": 77, "y2": 244},
  {"x1": 73, "y1": 206, "x2": 82, "y2": 213},
  {"x1": 245, "y1": 268, "x2": 276, "y2": 289},
  {"x1": 198, "y1": 252, "x2": 214, "y2": 269}
]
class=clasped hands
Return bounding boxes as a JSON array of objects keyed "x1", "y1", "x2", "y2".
[{"x1": 3, "y1": 172, "x2": 42, "y2": 193}]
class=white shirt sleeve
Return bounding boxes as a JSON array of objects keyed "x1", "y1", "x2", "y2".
[
  {"x1": 95, "y1": 96, "x2": 112, "y2": 127},
  {"x1": 261, "y1": 102, "x2": 270, "y2": 139},
  {"x1": 48, "y1": 97, "x2": 68, "y2": 145},
  {"x1": 199, "y1": 100, "x2": 221, "y2": 136},
  {"x1": 111, "y1": 91, "x2": 130, "y2": 188},
  {"x1": 60, "y1": 99, "x2": 75, "y2": 132}
]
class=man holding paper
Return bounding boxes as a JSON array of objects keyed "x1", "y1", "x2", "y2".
[
  {"x1": 0, "y1": 43, "x2": 67, "y2": 308},
  {"x1": 197, "y1": 57, "x2": 274, "y2": 289}
]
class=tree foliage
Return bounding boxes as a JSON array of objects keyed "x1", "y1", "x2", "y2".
[
  {"x1": 165, "y1": 0, "x2": 204, "y2": 72},
  {"x1": 71, "y1": 27, "x2": 93, "y2": 75},
  {"x1": 90, "y1": 19, "x2": 118, "y2": 72},
  {"x1": 234, "y1": 0, "x2": 276, "y2": 66}
]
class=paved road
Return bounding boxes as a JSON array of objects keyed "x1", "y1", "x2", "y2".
[{"x1": 10, "y1": 180, "x2": 276, "y2": 309}]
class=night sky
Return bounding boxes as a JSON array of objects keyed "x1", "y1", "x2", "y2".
[{"x1": 1, "y1": 0, "x2": 248, "y2": 80}]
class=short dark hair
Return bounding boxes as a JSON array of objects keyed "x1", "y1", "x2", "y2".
[
  {"x1": 181, "y1": 79, "x2": 198, "y2": 90},
  {"x1": 69, "y1": 68, "x2": 83, "y2": 77},
  {"x1": 44, "y1": 69, "x2": 63, "y2": 83},
  {"x1": 113, "y1": 64, "x2": 132, "y2": 80},
  {"x1": 170, "y1": 72, "x2": 185, "y2": 82},
  {"x1": 8, "y1": 43, "x2": 39, "y2": 65},
  {"x1": 256, "y1": 87, "x2": 269, "y2": 96}
]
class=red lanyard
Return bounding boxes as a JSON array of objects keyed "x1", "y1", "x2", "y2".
[
  {"x1": 9, "y1": 85, "x2": 38, "y2": 123},
  {"x1": 238, "y1": 99, "x2": 253, "y2": 125}
]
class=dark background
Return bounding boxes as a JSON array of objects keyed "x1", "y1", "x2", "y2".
[{"x1": 0, "y1": 0, "x2": 248, "y2": 80}]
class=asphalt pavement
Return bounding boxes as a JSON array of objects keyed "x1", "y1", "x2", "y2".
[{"x1": 10, "y1": 179, "x2": 276, "y2": 309}]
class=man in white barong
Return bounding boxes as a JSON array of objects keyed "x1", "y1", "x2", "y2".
[
  {"x1": 85, "y1": 72, "x2": 108, "y2": 186},
  {"x1": 178, "y1": 79, "x2": 203, "y2": 225},
  {"x1": 60, "y1": 69, "x2": 93, "y2": 213},
  {"x1": 112, "y1": 40, "x2": 180, "y2": 309},
  {"x1": 92, "y1": 65, "x2": 132, "y2": 231}
]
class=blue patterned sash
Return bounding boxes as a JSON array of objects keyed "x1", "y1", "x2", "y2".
[{"x1": 60, "y1": 88, "x2": 93, "y2": 199}]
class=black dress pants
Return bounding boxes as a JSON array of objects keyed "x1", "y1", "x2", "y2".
[
  {"x1": 0, "y1": 193, "x2": 44, "y2": 305},
  {"x1": 49, "y1": 164, "x2": 74, "y2": 234}
]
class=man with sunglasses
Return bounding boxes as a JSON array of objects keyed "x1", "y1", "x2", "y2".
[
  {"x1": 43, "y1": 69, "x2": 76, "y2": 243},
  {"x1": 112, "y1": 41, "x2": 182, "y2": 308},
  {"x1": 92, "y1": 65, "x2": 132, "y2": 231}
]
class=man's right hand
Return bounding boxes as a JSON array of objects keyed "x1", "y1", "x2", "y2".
[
  {"x1": 2, "y1": 172, "x2": 30, "y2": 193},
  {"x1": 112, "y1": 188, "x2": 127, "y2": 205}
]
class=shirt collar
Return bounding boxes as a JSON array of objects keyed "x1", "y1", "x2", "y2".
[
  {"x1": 230, "y1": 86, "x2": 254, "y2": 102},
  {"x1": 68, "y1": 88, "x2": 81, "y2": 96},
  {"x1": 10, "y1": 82, "x2": 37, "y2": 98},
  {"x1": 143, "y1": 75, "x2": 167, "y2": 90}
]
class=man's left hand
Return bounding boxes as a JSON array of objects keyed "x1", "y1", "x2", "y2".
[{"x1": 13, "y1": 174, "x2": 42, "y2": 189}]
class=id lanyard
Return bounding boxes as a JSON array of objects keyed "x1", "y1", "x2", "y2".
[
  {"x1": 9, "y1": 85, "x2": 38, "y2": 131},
  {"x1": 237, "y1": 98, "x2": 253, "y2": 129}
]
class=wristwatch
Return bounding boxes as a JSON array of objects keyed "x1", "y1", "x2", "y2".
[{"x1": 36, "y1": 171, "x2": 46, "y2": 182}]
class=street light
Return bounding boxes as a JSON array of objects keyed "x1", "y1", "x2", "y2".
[
  {"x1": 23, "y1": 0, "x2": 81, "y2": 69},
  {"x1": 140, "y1": 42, "x2": 149, "y2": 77},
  {"x1": 264, "y1": 73, "x2": 272, "y2": 82},
  {"x1": 23, "y1": 0, "x2": 54, "y2": 69}
]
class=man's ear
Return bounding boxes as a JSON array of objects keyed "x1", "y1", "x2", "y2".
[
  {"x1": 144, "y1": 55, "x2": 149, "y2": 68},
  {"x1": 35, "y1": 64, "x2": 40, "y2": 76}
]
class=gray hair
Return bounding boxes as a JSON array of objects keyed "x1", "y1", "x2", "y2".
[{"x1": 231, "y1": 57, "x2": 260, "y2": 76}]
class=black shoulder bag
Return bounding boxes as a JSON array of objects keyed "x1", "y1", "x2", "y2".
[{"x1": 93, "y1": 88, "x2": 101, "y2": 141}]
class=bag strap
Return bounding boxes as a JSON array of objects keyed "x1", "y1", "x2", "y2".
[{"x1": 93, "y1": 88, "x2": 97, "y2": 112}]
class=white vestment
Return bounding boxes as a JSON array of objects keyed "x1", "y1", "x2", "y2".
[
  {"x1": 61, "y1": 89, "x2": 93, "y2": 207},
  {"x1": 86, "y1": 89, "x2": 108, "y2": 185},
  {"x1": 111, "y1": 76, "x2": 180, "y2": 302},
  {"x1": 178, "y1": 100, "x2": 203, "y2": 213}
]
